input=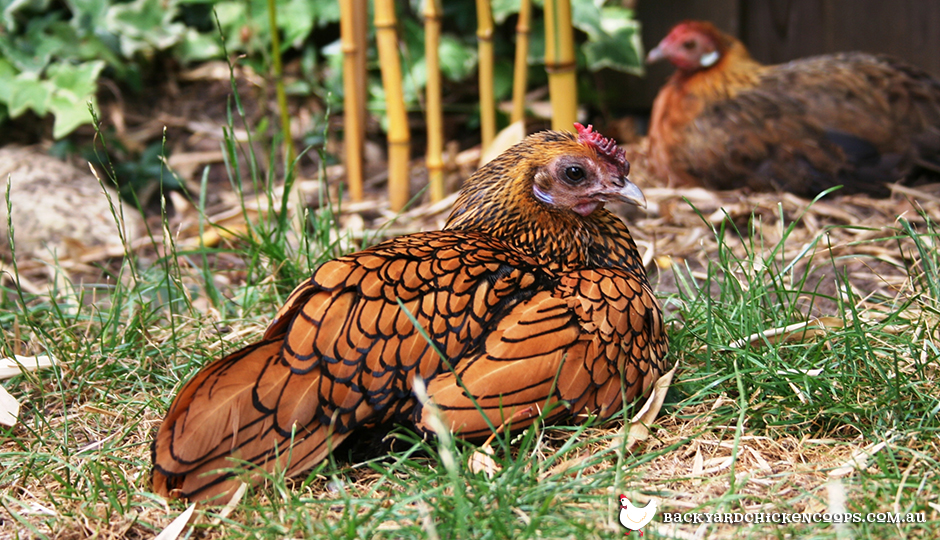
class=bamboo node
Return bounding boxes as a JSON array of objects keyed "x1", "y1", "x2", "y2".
[{"x1": 545, "y1": 61, "x2": 577, "y2": 73}]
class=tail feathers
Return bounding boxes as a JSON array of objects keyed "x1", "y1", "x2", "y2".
[{"x1": 152, "y1": 339, "x2": 350, "y2": 503}]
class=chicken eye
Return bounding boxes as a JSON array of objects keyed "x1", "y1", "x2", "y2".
[
  {"x1": 682, "y1": 39, "x2": 695, "y2": 50},
  {"x1": 565, "y1": 166, "x2": 586, "y2": 184}
]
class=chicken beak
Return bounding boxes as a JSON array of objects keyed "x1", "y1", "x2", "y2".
[
  {"x1": 646, "y1": 44, "x2": 666, "y2": 64},
  {"x1": 614, "y1": 179, "x2": 647, "y2": 209}
]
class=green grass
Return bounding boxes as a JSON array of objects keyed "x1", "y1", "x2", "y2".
[
  {"x1": 1, "y1": 100, "x2": 938, "y2": 539},
  {"x1": 651, "y1": 201, "x2": 939, "y2": 539}
]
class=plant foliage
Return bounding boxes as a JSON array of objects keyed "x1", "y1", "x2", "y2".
[
  {"x1": 0, "y1": 0, "x2": 642, "y2": 139},
  {"x1": 0, "y1": 0, "x2": 339, "y2": 138}
]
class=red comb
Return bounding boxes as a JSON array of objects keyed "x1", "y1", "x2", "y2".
[{"x1": 574, "y1": 123, "x2": 626, "y2": 167}]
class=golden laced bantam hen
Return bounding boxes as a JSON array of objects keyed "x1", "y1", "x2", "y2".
[
  {"x1": 646, "y1": 20, "x2": 940, "y2": 197},
  {"x1": 152, "y1": 124, "x2": 670, "y2": 503}
]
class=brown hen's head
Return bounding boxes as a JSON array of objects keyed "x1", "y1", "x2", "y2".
[
  {"x1": 647, "y1": 20, "x2": 744, "y2": 73},
  {"x1": 446, "y1": 124, "x2": 646, "y2": 269}
]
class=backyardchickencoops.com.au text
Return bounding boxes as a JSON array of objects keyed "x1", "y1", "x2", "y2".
[{"x1": 661, "y1": 512, "x2": 926, "y2": 525}]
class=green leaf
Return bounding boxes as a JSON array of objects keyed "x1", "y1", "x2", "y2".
[
  {"x1": 48, "y1": 92, "x2": 95, "y2": 138},
  {"x1": 105, "y1": 0, "x2": 186, "y2": 57},
  {"x1": 46, "y1": 59, "x2": 104, "y2": 100},
  {"x1": 491, "y1": 0, "x2": 521, "y2": 24},
  {"x1": 278, "y1": 0, "x2": 316, "y2": 48},
  {"x1": 0, "y1": 59, "x2": 104, "y2": 137},
  {"x1": 7, "y1": 73, "x2": 52, "y2": 117},
  {"x1": 527, "y1": 18, "x2": 545, "y2": 63},
  {"x1": 0, "y1": 22, "x2": 57, "y2": 73},
  {"x1": 2, "y1": 0, "x2": 53, "y2": 32},
  {"x1": 311, "y1": 0, "x2": 340, "y2": 28},
  {"x1": 493, "y1": 58, "x2": 515, "y2": 101},
  {"x1": 174, "y1": 27, "x2": 223, "y2": 63},
  {"x1": 401, "y1": 17, "x2": 425, "y2": 65},
  {"x1": 321, "y1": 39, "x2": 345, "y2": 103},
  {"x1": 0, "y1": 57, "x2": 19, "y2": 103},
  {"x1": 64, "y1": 0, "x2": 110, "y2": 33},
  {"x1": 31, "y1": 20, "x2": 123, "y2": 81},
  {"x1": 212, "y1": 1, "x2": 246, "y2": 28},
  {"x1": 570, "y1": 0, "x2": 603, "y2": 39},
  {"x1": 404, "y1": 57, "x2": 427, "y2": 105},
  {"x1": 211, "y1": 1, "x2": 249, "y2": 48},
  {"x1": 438, "y1": 34, "x2": 477, "y2": 82},
  {"x1": 581, "y1": 6, "x2": 644, "y2": 75}
]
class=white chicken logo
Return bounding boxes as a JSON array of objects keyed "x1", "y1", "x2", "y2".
[{"x1": 618, "y1": 494, "x2": 657, "y2": 536}]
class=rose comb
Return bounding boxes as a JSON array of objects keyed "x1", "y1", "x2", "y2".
[{"x1": 574, "y1": 122, "x2": 627, "y2": 167}]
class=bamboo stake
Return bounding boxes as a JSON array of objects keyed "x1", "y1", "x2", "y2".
[
  {"x1": 475, "y1": 0, "x2": 496, "y2": 150},
  {"x1": 374, "y1": 0, "x2": 411, "y2": 211},
  {"x1": 353, "y1": 0, "x2": 367, "y2": 178},
  {"x1": 340, "y1": 0, "x2": 366, "y2": 202},
  {"x1": 424, "y1": 0, "x2": 445, "y2": 202},
  {"x1": 511, "y1": 0, "x2": 532, "y2": 124},
  {"x1": 544, "y1": 0, "x2": 577, "y2": 131}
]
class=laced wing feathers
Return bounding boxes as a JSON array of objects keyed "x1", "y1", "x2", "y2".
[
  {"x1": 559, "y1": 269, "x2": 668, "y2": 415},
  {"x1": 272, "y1": 233, "x2": 545, "y2": 429},
  {"x1": 154, "y1": 341, "x2": 280, "y2": 470},
  {"x1": 153, "y1": 231, "x2": 551, "y2": 501},
  {"x1": 417, "y1": 267, "x2": 668, "y2": 439},
  {"x1": 152, "y1": 339, "x2": 343, "y2": 502}
]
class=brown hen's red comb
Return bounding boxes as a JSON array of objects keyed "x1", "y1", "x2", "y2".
[{"x1": 574, "y1": 123, "x2": 626, "y2": 167}]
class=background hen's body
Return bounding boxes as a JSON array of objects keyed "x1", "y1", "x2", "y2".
[
  {"x1": 647, "y1": 21, "x2": 940, "y2": 197},
  {"x1": 152, "y1": 127, "x2": 669, "y2": 503}
]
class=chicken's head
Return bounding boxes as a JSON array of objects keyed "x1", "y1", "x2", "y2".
[
  {"x1": 528, "y1": 123, "x2": 645, "y2": 217},
  {"x1": 647, "y1": 20, "x2": 729, "y2": 72},
  {"x1": 444, "y1": 123, "x2": 648, "y2": 269}
]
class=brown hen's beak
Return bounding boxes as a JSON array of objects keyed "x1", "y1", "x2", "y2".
[
  {"x1": 617, "y1": 179, "x2": 647, "y2": 208},
  {"x1": 646, "y1": 44, "x2": 666, "y2": 64}
]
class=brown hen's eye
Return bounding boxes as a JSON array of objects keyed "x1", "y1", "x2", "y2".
[
  {"x1": 565, "y1": 166, "x2": 586, "y2": 183},
  {"x1": 682, "y1": 39, "x2": 695, "y2": 50}
]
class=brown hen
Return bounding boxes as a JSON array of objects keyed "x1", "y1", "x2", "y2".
[
  {"x1": 152, "y1": 124, "x2": 669, "y2": 503},
  {"x1": 647, "y1": 20, "x2": 940, "y2": 197}
]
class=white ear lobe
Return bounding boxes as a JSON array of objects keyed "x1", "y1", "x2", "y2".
[{"x1": 700, "y1": 50, "x2": 720, "y2": 67}]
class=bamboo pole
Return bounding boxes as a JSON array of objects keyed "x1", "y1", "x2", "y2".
[
  {"x1": 340, "y1": 0, "x2": 366, "y2": 202},
  {"x1": 353, "y1": 0, "x2": 367, "y2": 177},
  {"x1": 424, "y1": 0, "x2": 445, "y2": 202},
  {"x1": 544, "y1": 0, "x2": 577, "y2": 132},
  {"x1": 475, "y1": 0, "x2": 496, "y2": 150},
  {"x1": 511, "y1": 0, "x2": 532, "y2": 124},
  {"x1": 374, "y1": 0, "x2": 411, "y2": 211}
]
